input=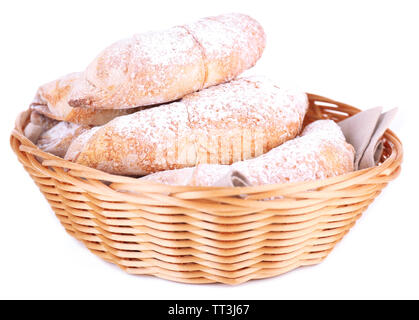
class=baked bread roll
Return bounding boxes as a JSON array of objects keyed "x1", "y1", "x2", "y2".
[
  {"x1": 65, "y1": 77, "x2": 308, "y2": 175},
  {"x1": 67, "y1": 13, "x2": 266, "y2": 109},
  {"x1": 32, "y1": 72, "x2": 145, "y2": 125},
  {"x1": 142, "y1": 120, "x2": 355, "y2": 186},
  {"x1": 37, "y1": 122, "x2": 90, "y2": 158},
  {"x1": 24, "y1": 111, "x2": 58, "y2": 144}
]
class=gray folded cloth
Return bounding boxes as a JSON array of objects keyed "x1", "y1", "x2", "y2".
[
  {"x1": 338, "y1": 107, "x2": 397, "y2": 170},
  {"x1": 210, "y1": 107, "x2": 397, "y2": 187},
  {"x1": 212, "y1": 170, "x2": 251, "y2": 187},
  {"x1": 212, "y1": 170, "x2": 250, "y2": 197}
]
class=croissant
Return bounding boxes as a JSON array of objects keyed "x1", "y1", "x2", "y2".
[
  {"x1": 65, "y1": 77, "x2": 308, "y2": 175},
  {"x1": 142, "y1": 120, "x2": 355, "y2": 186},
  {"x1": 23, "y1": 111, "x2": 58, "y2": 144},
  {"x1": 37, "y1": 121, "x2": 90, "y2": 158},
  {"x1": 32, "y1": 72, "x2": 145, "y2": 126},
  {"x1": 67, "y1": 13, "x2": 266, "y2": 109}
]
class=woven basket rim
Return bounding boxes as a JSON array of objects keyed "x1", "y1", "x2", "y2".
[{"x1": 11, "y1": 93, "x2": 403, "y2": 196}]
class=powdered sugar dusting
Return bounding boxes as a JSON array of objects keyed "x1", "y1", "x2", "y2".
[
  {"x1": 75, "y1": 26, "x2": 204, "y2": 109},
  {"x1": 184, "y1": 13, "x2": 266, "y2": 85},
  {"x1": 69, "y1": 77, "x2": 308, "y2": 175},
  {"x1": 37, "y1": 122, "x2": 89, "y2": 158},
  {"x1": 231, "y1": 120, "x2": 355, "y2": 185},
  {"x1": 132, "y1": 27, "x2": 198, "y2": 66},
  {"x1": 186, "y1": 76, "x2": 307, "y2": 130},
  {"x1": 35, "y1": 72, "x2": 81, "y2": 119},
  {"x1": 65, "y1": 126, "x2": 101, "y2": 162},
  {"x1": 32, "y1": 72, "x2": 144, "y2": 125},
  {"x1": 68, "y1": 13, "x2": 265, "y2": 109},
  {"x1": 185, "y1": 76, "x2": 308, "y2": 163},
  {"x1": 141, "y1": 166, "x2": 196, "y2": 185},
  {"x1": 68, "y1": 102, "x2": 194, "y2": 175},
  {"x1": 143, "y1": 120, "x2": 355, "y2": 186},
  {"x1": 110, "y1": 101, "x2": 190, "y2": 146},
  {"x1": 24, "y1": 111, "x2": 58, "y2": 144}
]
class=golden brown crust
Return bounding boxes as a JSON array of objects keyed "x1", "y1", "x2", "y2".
[
  {"x1": 184, "y1": 13, "x2": 266, "y2": 88},
  {"x1": 68, "y1": 27, "x2": 205, "y2": 110},
  {"x1": 65, "y1": 77, "x2": 308, "y2": 176},
  {"x1": 67, "y1": 13, "x2": 266, "y2": 110},
  {"x1": 142, "y1": 120, "x2": 355, "y2": 186},
  {"x1": 66, "y1": 102, "x2": 194, "y2": 175},
  {"x1": 32, "y1": 73, "x2": 145, "y2": 125}
]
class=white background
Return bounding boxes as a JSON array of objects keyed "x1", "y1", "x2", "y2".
[{"x1": 0, "y1": 0, "x2": 418, "y2": 299}]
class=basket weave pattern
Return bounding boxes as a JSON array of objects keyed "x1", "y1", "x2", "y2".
[{"x1": 10, "y1": 94, "x2": 403, "y2": 284}]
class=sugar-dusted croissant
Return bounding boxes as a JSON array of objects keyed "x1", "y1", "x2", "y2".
[
  {"x1": 68, "y1": 13, "x2": 266, "y2": 109},
  {"x1": 65, "y1": 77, "x2": 308, "y2": 175},
  {"x1": 142, "y1": 120, "x2": 355, "y2": 186},
  {"x1": 37, "y1": 121, "x2": 90, "y2": 158},
  {"x1": 23, "y1": 110, "x2": 58, "y2": 144},
  {"x1": 32, "y1": 72, "x2": 145, "y2": 126}
]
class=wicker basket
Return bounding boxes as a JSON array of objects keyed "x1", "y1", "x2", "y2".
[{"x1": 10, "y1": 93, "x2": 403, "y2": 285}]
